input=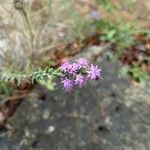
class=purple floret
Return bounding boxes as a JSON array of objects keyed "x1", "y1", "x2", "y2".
[
  {"x1": 69, "y1": 63, "x2": 80, "y2": 74},
  {"x1": 60, "y1": 61, "x2": 71, "y2": 73},
  {"x1": 76, "y1": 58, "x2": 89, "y2": 68},
  {"x1": 60, "y1": 61, "x2": 80, "y2": 74},
  {"x1": 87, "y1": 64, "x2": 102, "y2": 80},
  {"x1": 61, "y1": 78, "x2": 74, "y2": 92},
  {"x1": 60, "y1": 58, "x2": 102, "y2": 92},
  {"x1": 75, "y1": 74, "x2": 87, "y2": 88}
]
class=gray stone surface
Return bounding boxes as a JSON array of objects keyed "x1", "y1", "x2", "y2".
[{"x1": 0, "y1": 53, "x2": 150, "y2": 150}]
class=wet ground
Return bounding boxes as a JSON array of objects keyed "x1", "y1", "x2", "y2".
[{"x1": 0, "y1": 50, "x2": 149, "y2": 150}]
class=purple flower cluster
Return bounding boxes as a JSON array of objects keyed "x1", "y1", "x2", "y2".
[{"x1": 60, "y1": 58, "x2": 102, "y2": 92}]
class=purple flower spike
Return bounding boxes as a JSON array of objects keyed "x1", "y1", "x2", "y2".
[
  {"x1": 87, "y1": 64, "x2": 102, "y2": 80},
  {"x1": 60, "y1": 58, "x2": 102, "y2": 92},
  {"x1": 75, "y1": 74, "x2": 87, "y2": 88},
  {"x1": 61, "y1": 78, "x2": 74, "y2": 92},
  {"x1": 76, "y1": 58, "x2": 89, "y2": 68}
]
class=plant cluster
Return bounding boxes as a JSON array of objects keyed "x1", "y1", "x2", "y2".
[
  {"x1": 0, "y1": 0, "x2": 93, "y2": 80},
  {"x1": 0, "y1": 0, "x2": 96, "y2": 96},
  {"x1": 94, "y1": 19, "x2": 136, "y2": 51},
  {"x1": 94, "y1": 0, "x2": 149, "y2": 83},
  {"x1": 118, "y1": 65, "x2": 149, "y2": 83},
  {"x1": 0, "y1": 58, "x2": 102, "y2": 96}
]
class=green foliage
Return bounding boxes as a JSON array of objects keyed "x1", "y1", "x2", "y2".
[
  {"x1": 30, "y1": 67, "x2": 62, "y2": 90},
  {"x1": 95, "y1": 20, "x2": 136, "y2": 48},
  {"x1": 0, "y1": 69, "x2": 28, "y2": 86},
  {"x1": 31, "y1": 67, "x2": 62, "y2": 83},
  {"x1": 94, "y1": 0, "x2": 138, "y2": 57},
  {"x1": 96, "y1": 0, "x2": 119, "y2": 11},
  {"x1": 28, "y1": 67, "x2": 62, "y2": 90},
  {"x1": 0, "y1": 81, "x2": 12, "y2": 95},
  {"x1": 38, "y1": 79, "x2": 56, "y2": 91},
  {"x1": 119, "y1": 66, "x2": 149, "y2": 82},
  {"x1": 0, "y1": 67, "x2": 62, "y2": 94},
  {"x1": 94, "y1": 0, "x2": 149, "y2": 83},
  {"x1": 94, "y1": 19, "x2": 137, "y2": 67},
  {"x1": 129, "y1": 66, "x2": 149, "y2": 82}
]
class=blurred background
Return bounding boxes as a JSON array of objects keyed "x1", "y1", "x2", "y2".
[{"x1": 0, "y1": 0, "x2": 149, "y2": 149}]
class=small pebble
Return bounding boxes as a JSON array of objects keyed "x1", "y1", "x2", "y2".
[{"x1": 48, "y1": 126, "x2": 55, "y2": 133}]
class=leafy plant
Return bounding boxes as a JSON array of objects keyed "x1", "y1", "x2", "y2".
[
  {"x1": 0, "y1": 0, "x2": 94, "y2": 95},
  {"x1": 0, "y1": 57, "x2": 103, "y2": 95},
  {"x1": 0, "y1": 66, "x2": 63, "y2": 96},
  {"x1": 95, "y1": 0, "x2": 149, "y2": 83},
  {"x1": 129, "y1": 66, "x2": 149, "y2": 82},
  {"x1": 95, "y1": 19, "x2": 136, "y2": 48},
  {"x1": 96, "y1": 0, "x2": 119, "y2": 12},
  {"x1": 0, "y1": 81, "x2": 12, "y2": 95},
  {"x1": 118, "y1": 65, "x2": 149, "y2": 82}
]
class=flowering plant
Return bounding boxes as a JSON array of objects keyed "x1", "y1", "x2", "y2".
[
  {"x1": 60, "y1": 58, "x2": 102, "y2": 92},
  {"x1": 0, "y1": 58, "x2": 102, "y2": 126},
  {"x1": 0, "y1": 58, "x2": 101, "y2": 95}
]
